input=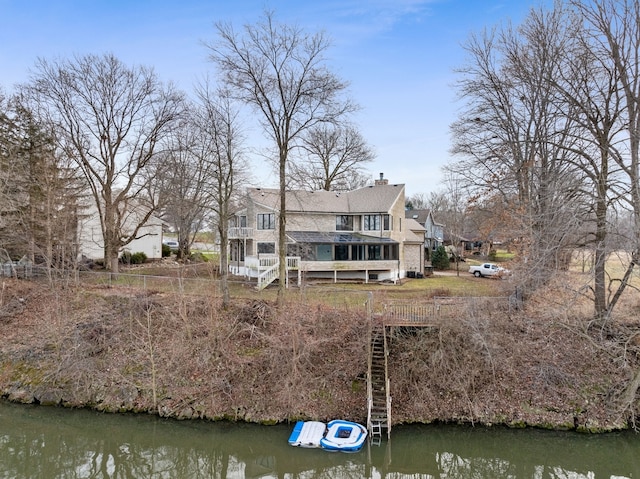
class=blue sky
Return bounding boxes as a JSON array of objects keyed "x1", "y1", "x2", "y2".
[{"x1": 0, "y1": 0, "x2": 547, "y2": 196}]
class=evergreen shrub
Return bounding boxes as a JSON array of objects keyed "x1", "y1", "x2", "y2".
[{"x1": 432, "y1": 245, "x2": 450, "y2": 270}]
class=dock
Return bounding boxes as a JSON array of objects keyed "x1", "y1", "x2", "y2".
[{"x1": 366, "y1": 296, "x2": 510, "y2": 442}]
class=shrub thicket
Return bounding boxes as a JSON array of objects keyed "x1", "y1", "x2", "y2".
[{"x1": 120, "y1": 251, "x2": 147, "y2": 264}]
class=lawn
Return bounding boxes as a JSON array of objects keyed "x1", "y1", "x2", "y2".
[{"x1": 114, "y1": 257, "x2": 511, "y2": 304}]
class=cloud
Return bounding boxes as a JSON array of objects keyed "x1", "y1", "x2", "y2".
[{"x1": 295, "y1": 0, "x2": 438, "y2": 42}]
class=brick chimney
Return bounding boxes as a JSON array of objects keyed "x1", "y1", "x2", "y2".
[{"x1": 375, "y1": 172, "x2": 388, "y2": 186}]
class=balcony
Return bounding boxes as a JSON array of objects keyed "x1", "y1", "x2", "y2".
[{"x1": 228, "y1": 227, "x2": 253, "y2": 239}]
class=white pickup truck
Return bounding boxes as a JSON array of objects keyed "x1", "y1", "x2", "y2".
[{"x1": 468, "y1": 263, "x2": 508, "y2": 278}]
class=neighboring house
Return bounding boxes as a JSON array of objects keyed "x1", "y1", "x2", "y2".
[
  {"x1": 229, "y1": 175, "x2": 425, "y2": 286},
  {"x1": 77, "y1": 201, "x2": 163, "y2": 262},
  {"x1": 444, "y1": 231, "x2": 472, "y2": 257},
  {"x1": 403, "y1": 217, "x2": 426, "y2": 276},
  {"x1": 405, "y1": 209, "x2": 444, "y2": 261}
]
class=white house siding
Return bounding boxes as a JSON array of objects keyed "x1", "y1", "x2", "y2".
[
  {"x1": 388, "y1": 191, "x2": 407, "y2": 270},
  {"x1": 121, "y1": 222, "x2": 163, "y2": 259},
  {"x1": 77, "y1": 203, "x2": 163, "y2": 261},
  {"x1": 248, "y1": 203, "x2": 279, "y2": 256},
  {"x1": 404, "y1": 218, "x2": 426, "y2": 275},
  {"x1": 77, "y1": 214, "x2": 105, "y2": 261}
]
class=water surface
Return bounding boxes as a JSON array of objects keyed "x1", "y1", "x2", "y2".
[{"x1": 1, "y1": 401, "x2": 637, "y2": 478}]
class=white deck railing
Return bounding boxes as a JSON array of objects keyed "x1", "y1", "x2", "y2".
[
  {"x1": 257, "y1": 262, "x2": 280, "y2": 290},
  {"x1": 244, "y1": 255, "x2": 276, "y2": 276},
  {"x1": 247, "y1": 255, "x2": 301, "y2": 290},
  {"x1": 286, "y1": 256, "x2": 300, "y2": 270}
]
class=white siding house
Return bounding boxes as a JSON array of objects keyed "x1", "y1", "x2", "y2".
[{"x1": 77, "y1": 202, "x2": 163, "y2": 262}]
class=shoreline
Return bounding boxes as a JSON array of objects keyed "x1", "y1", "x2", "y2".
[{"x1": 0, "y1": 278, "x2": 636, "y2": 434}]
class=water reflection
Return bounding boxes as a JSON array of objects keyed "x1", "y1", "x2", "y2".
[{"x1": 0, "y1": 401, "x2": 637, "y2": 478}]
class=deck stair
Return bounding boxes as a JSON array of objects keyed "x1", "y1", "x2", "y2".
[
  {"x1": 256, "y1": 256, "x2": 301, "y2": 290},
  {"x1": 367, "y1": 319, "x2": 391, "y2": 443}
]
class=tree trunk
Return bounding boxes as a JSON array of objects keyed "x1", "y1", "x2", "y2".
[
  {"x1": 110, "y1": 255, "x2": 119, "y2": 274},
  {"x1": 218, "y1": 217, "x2": 230, "y2": 308},
  {"x1": 592, "y1": 143, "x2": 610, "y2": 324},
  {"x1": 618, "y1": 365, "x2": 640, "y2": 422},
  {"x1": 277, "y1": 149, "x2": 287, "y2": 304}
]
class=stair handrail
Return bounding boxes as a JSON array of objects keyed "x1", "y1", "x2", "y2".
[
  {"x1": 366, "y1": 322, "x2": 374, "y2": 435},
  {"x1": 257, "y1": 261, "x2": 280, "y2": 290},
  {"x1": 383, "y1": 324, "x2": 392, "y2": 438}
]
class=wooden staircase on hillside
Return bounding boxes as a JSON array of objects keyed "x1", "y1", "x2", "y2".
[{"x1": 367, "y1": 320, "x2": 391, "y2": 443}]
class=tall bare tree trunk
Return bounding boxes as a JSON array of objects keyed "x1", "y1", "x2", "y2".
[{"x1": 277, "y1": 149, "x2": 287, "y2": 303}]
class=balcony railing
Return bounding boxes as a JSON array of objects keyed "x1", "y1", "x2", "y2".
[{"x1": 228, "y1": 227, "x2": 253, "y2": 239}]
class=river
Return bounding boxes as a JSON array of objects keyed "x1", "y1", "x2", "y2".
[{"x1": 0, "y1": 401, "x2": 637, "y2": 478}]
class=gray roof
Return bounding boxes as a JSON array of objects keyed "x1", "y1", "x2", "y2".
[
  {"x1": 287, "y1": 231, "x2": 398, "y2": 244},
  {"x1": 405, "y1": 217, "x2": 426, "y2": 232},
  {"x1": 248, "y1": 183, "x2": 405, "y2": 214},
  {"x1": 404, "y1": 218, "x2": 426, "y2": 243},
  {"x1": 405, "y1": 208, "x2": 444, "y2": 226}
]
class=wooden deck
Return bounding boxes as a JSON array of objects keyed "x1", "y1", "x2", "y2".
[{"x1": 380, "y1": 296, "x2": 511, "y2": 327}]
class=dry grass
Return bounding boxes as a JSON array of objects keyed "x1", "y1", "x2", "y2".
[
  {"x1": 125, "y1": 260, "x2": 507, "y2": 301},
  {"x1": 387, "y1": 282, "x2": 637, "y2": 430},
  {"x1": 0, "y1": 279, "x2": 369, "y2": 423},
  {"x1": 2, "y1": 258, "x2": 640, "y2": 431}
]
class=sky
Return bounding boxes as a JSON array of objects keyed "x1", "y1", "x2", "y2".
[{"x1": 0, "y1": 0, "x2": 548, "y2": 197}]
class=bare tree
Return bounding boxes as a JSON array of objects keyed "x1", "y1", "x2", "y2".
[
  {"x1": 450, "y1": 1, "x2": 640, "y2": 324},
  {"x1": 289, "y1": 123, "x2": 374, "y2": 191},
  {"x1": 207, "y1": 10, "x2": 356, "y2": 300},
  {"x1": 28, "y1": 53, "x2": 184, "y2": 272},
  {"x1": 405, "y1": 192, "x2": 430, "y2": 210},
  {"x1": 440, "y1": 172, "x2": 469, "y2": 275},
  {"x1": 152, "y1": 117, "x2": 211, "y2": 260},
  {"x1": 0, "y1": 90, "x2": 23, "y2": 254},
  {"x1": 546, "y1": 12, "x2": 626, "y2": 321},
  {"x1": 193, "y1": 84, "x2": 246, "y2": 307},
  {"x1": 450, "y1": 5, "x2": 589, "y2": 291},
  {"x1": 569, "y1": 0, "x2": 640, "y2": 322},
  {"x1": 567, "y1": 0, "x2": 640, "y2": 412}
]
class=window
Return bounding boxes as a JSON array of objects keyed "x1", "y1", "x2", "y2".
[
  {"x1": 288, "y1": 243, "x2": 314, "y2": 260},
  {"x1": 316, "y1": 244, "x2": 332, "y2": 260},
  {"x1": 335, "y1": 244, "x2": 349, "y2": 260},
  {"x1": 257, "y1": 242, "x2": 275, "y2": 254},
  {"x1": 232, "y1": 215, "x2": 247, "y2": 228},
  {"x1": 352, "y1": 244, "x2": 365, "y2": 261},
  {"x1": 336, "y1": 215, "x2": 354, "y2": 231},
  {"x1": 383, "y1": 244, "x2": 399, "y2": 260},
  {"x1": 257, "y1": 213, "x2": 275, "y2": 230},
  {"x1": 367, "y1": 244, "x2": 382, "y2": 260},
  {"x1": 383, "y1": 214, "x2": 392, "y2": 231},
  {"x1": 363, "y1": 215, "x2": 380, "y2": 231}
]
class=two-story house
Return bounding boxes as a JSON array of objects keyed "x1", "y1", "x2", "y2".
[{"x1": 229, "y1": 175, "x2": 425, "y2": 286}]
